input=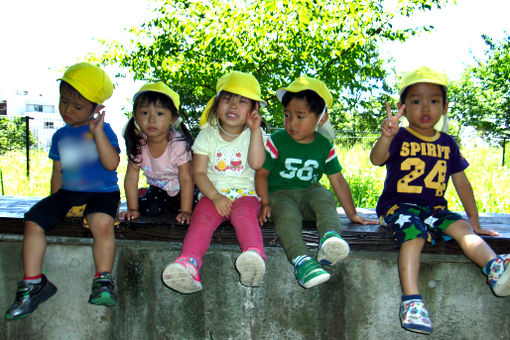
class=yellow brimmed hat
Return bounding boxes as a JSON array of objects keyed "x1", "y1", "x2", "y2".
[
  {"x1": 133, "y1": 81, "x2": 180, "y2": 110},
  {"x1": 276, "y1": 76, "x2": 333, "y2": 109},
  {"x1": 199, "y1": 71, "x2": 266, "y2": 127},
  {"x1": 58, "y1": 62, "x2": 113, "y2": 104},
  {"x1": 399, "y1": 66, "x2": 448, "y2": 96},
  {"x1": 399, "y1": 66, "x2": 450, "y2": 132},
  {"x1": 277, "y1": 76, "x2": 336, "y2": 139}
]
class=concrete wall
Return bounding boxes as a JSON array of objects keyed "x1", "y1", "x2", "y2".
[{"x1": 1, "y1": 235, "x2": 509, "y2": 340}]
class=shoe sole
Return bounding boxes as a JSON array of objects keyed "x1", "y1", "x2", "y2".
[
  {"x1": 492, "y1": 263, "x2": 510, "y2": 296},
  {"x1": 5, "y1": 281, "x2": 57, "y2": 320},
  {"x1": 400, "y1": 316, "x2": 433, "y2": 335},
  {"x1": 89, "y1": 292, "x2": 117, "y2": 306},
  {"x1": 235, "y1": 251, "x2": 266, "y2": 287},
  {"x1": 162, "y1": 263, "x2": 203, "y2": 294},
  {"x1": 317, "y1": 237, "x2": 350, "y2": 266},
  {"x1": 301, "y1": 271, "x2": 331, "y2": 289}
]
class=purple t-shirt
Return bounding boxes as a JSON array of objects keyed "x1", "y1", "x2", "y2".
[{"x1": 376, "y1": 127, "x2": 469, "y2": 216}]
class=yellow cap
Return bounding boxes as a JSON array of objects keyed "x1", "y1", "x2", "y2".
[
  {"x1": 199, "y1": 71, "x2": 266, "y2": 127},
  {"x1": 400, "y1": 66, "x2": 450, "y2": 133},
  {"x1": 133, "y1": 81, "x2": 180, "y2": 110},
  {"x1": 399, "y1": 66, "x2": 448, "y2": 96},
  {"x1": 276, "y1": 76, "x2": 333, "y2": 109},
  {"x1": 58, "y1": 62, "x2": 113, "y2": 104}
]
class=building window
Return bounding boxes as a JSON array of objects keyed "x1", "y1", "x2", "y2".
[
  {"x1": 44, "y1": 121, "x2": 55, "y2": 129},
  {"x1": 0, "y1": 101, "x2": 6, "y2": 115},
  {"x1": 34, "y1": 105, "x2": 43, "y2": 112}
]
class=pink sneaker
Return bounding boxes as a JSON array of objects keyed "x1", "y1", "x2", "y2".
[
  {"x1": 162, "y1": 256, "x2": 203, "y2": 294},
  {"x1": 235, "y1": 248, "x2": 266, "y2": 287}
]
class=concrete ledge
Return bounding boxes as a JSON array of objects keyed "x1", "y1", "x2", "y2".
[
  {"x1": 1, "y1": 237, "x2": 510, "y2": 339},
  {"x1": 1, "y1": 196, "x2": 510, "y2": 339}
]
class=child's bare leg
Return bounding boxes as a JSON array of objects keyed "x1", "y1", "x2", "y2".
[
  {"x1": 22, "y1": 221, "x2": 47, "y2": 277},
  {"x1": 399, "y1": 238, "x2": 425, "y2": 295},
  {"x1": 445, "y1": 220, "x2": 496, "y2": 267},
  {"x1": 87, "y1": 213, "x2": 116, "y2": 273}
]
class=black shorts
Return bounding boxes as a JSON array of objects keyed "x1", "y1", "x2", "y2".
[{"x1": 24, "y1": 189, "x2": 120, "y2": 231}]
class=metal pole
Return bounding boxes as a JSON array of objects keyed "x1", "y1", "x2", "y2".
[
  {"x1": 503, "y1": 137, "x2": 506, "y2": 167},
  {"x1": 25, "y1": 116, "x2": 30, "y2": 177},
  {"x1": 0, "y1": 168, "x2": 4, "y2": 195}
]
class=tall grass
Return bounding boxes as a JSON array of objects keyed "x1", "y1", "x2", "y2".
[{"x1": 0, "y1": 144, "x2": 509, "y2": 213}]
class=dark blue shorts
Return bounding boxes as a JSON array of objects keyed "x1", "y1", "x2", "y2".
[
  {"x1": 381, "y1": 203, "x2": 464, "y2": 245},
  {"x1": 24, "y1": 189, "x2": 120, "y2": 231}
]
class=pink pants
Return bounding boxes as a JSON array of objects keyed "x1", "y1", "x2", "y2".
[{"x1": 180, "y1": 196, "x2": 266, "y2": 268}]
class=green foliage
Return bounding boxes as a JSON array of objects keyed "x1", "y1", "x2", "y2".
[
  {"x1": 0, "y1": 117, "x2": 33, "y2": 155},
  {"x1": 449, "y1": 34, "x2": 510, "y2": 145},
  {"x1": 2, "y1": 142, "x2": 508, "y2": 213},
  {"x1": 96, "y1": 0, "x2": 446, "y2": 129}
]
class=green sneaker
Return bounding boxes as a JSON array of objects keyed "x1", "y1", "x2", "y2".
[
  {"x1": 294, "y1": 255, "x2": 330, "y2": 289},
  {"x1": 88, "y1": 272, "x2": 117, "y2": 306},
  {"x1": 317, "y1": 231, "x2": 350, "y2": 266}
]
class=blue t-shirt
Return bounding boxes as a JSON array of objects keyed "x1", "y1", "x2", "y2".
[
  {"x1": 376, "y1": 127, "x2": 469, "y2": 216},
  {"x1": 49, "y1": 123, "x2": 120, "y2": 192}
]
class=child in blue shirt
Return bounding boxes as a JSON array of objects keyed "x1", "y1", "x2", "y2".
[{"x1": 5, "y1": 62, "x2": 121, "y2": 320}]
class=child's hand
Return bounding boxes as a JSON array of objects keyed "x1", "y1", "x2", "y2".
[
  {"x1": 211, "y1": 193, "x2": 232, "y2": 217},
  {"x1": 176, "y1": 211, "x2": 192, "y2": 224},
  {"x1": 119, "y1": 209, "x2": 140, "y2": 221},
  {"x1": 349, "y1": 214, "x2": 379, "y2": 225},
  {"x1": 259, "y1": 203, "x2": 271, "y2": 225},
  {"x1": 381, "y1": 102, "x2": 405, "y2": 137},
  {"x1": 89, "y1": 105, "x2": 106, "y2": 135},
  {"x1": 247, "y1": 103, "x2": 261, "y2": 131},
  {"x1": 469, "y1": 217, "x2": 499, "y2": 236}
]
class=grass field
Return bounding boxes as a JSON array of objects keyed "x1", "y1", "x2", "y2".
[{"x1": 0, "y1": 143, "x2": 508, "y2": 213}]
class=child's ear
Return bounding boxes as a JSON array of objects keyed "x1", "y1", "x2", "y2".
[
  {"x1": 397, "y1": 102, "x2": 406, "y2": 116},
  {"x1": 442, "y1": 101, "x2": 449, "y2": 115},
  {"x1": 318, "y1": 111, "x2": 329, "y2": 126}
]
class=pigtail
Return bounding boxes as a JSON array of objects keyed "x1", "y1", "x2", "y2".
[
  {"x1": 123, "y1": 117, "x2": 144, "y2": 164},
  {"x1": 178, "y1": 122, "x2": 194, "y2": 149}
]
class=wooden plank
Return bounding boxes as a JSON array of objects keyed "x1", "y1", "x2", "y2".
[{"x1": 1, "y1": 196, "x2": 509, "y2": 255}]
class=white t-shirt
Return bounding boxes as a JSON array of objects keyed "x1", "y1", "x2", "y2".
[{"x1": 192, "y1": 125, "x2": 264, "y2": 200}]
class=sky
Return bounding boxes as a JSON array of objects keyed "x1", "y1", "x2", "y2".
[{"x1": 0, "y1": 0, "x2": 509, "y2": 136}]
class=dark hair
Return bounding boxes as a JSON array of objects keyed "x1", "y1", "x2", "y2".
[
  {"x1": 400, "y1": 83, "x2": 447, "y2": 107},
  {"x1": 124, "y1": 91, "x2": 193, "y2": 164},
  {"x1": 281, "y1": 90, "x2": 325, "y2": 115},
  {"x1": 59, "y1": 81, "x2": 97, "y2": 112},
  {"x1": 206, "y1": 91, "x2": 257, "y2": 125}
]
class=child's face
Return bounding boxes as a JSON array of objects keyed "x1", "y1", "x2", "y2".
[
  {"x1": 284, "y1": 97, "x2": 325, "y2": 144},
  {"x1": 135, "y1": 100, "x2": 176, "y2": 141},
  {"x1": 401, "y1": 83, "x2": 448, "y2": 136},
  {"x1": 216, "y1": 92, "x2": 253, "y2": 133},
  {"x1": 59, "y1": 88, "x2": 95, "y2": 127}
]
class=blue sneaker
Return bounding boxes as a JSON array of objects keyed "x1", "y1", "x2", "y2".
[
  {"x1": 317, "y1": 231, "x2": 350, "y2": 266},
  {"x1": 5, "y1": 274, "x2": 57, "y2": 320},
  {"x1": 399, "y1": 298, "x2": 433, "y2": 335},
  {"x1": 487, "y1": 254, "x2": 510, "y2": 296}
]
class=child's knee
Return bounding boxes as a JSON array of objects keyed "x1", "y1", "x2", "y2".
[
  {"x1": 87, "y1": 213, "x2": 115, "y2": 235},
  {"x1": 444, "y1": 219, "x2": 473, "y2": 238}
]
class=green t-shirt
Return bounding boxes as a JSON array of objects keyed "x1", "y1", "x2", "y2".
[{"x1": 263, "y1": 130, "x2": 342, "y2": 193}]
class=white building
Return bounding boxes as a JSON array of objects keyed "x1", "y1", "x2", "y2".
[{"x1": 0, "y1": 87, "x2": 63, "y2": 150}]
